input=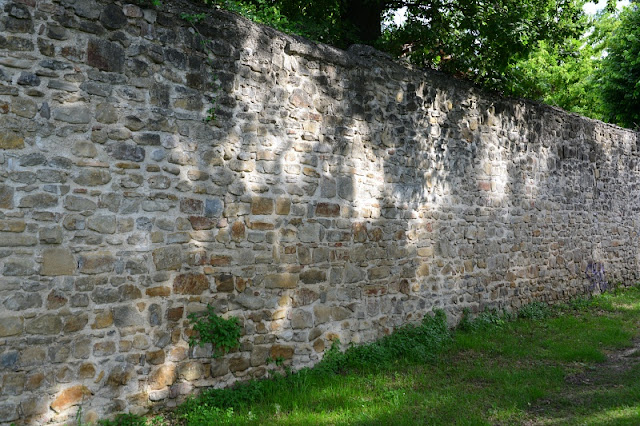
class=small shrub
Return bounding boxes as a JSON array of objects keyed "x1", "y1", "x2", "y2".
[
  {"x1": 188, "y1": 304, "x2": 241, "y2": 358},
  {"x1": 458, "y1": 307, "x2": 514, "y2": 331},
  {"x1": 518, "y1": 301, "x2": 552, "y2": 321}
]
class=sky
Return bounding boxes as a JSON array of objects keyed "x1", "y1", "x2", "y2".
[
  {"x1": 584, "y1": 0, "x2": 629, "y2": 15},
  {"x1": 391, "y1": 0, "x2": 631, "y2": 27}
]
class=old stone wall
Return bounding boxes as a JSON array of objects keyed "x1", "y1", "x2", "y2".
[{"x1": 1, "y1": 0, "x2": 639, "y2": 423}]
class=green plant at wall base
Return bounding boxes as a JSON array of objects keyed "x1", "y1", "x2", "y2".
[{"x1": 188, "y1": 304, "x2": 242, "y2": 357}]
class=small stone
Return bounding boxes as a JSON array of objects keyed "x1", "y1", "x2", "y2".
[
  {"x1": 146, "y1": 286, "x2": 171, "y2": 297},
  {"x1": 229, "y1": 356, "x2": 250, "y2": 372},
  {"x1": 78, "y1": 363, "x2": 96, "y2": 379},
  {"x1": 235, "y1": 293, "x2": 264, "y2": 310},
  {"x1": 300, "y1": 269, "x2": 326, "y2": 284},
  {"x1": 147, "y1": 349, "x2": 165, "y2": 365},
  {"x1": 0, "y1": 185, "x2": 14, "y2": 208},
  {"x1": 316, "y1": 202, "x2": 340, "y2": 217},
  {"x1": 92, "y1": 310, "x2": 114, "y2": 329},
  {"x1": 205, "y1": 198, "x2": 224, "y2": 217},
  {"x1": 178, "y1": 361, "x2": 203, "y2": 380},
  {"x1": 180, "y1": 198, "x2": 203, "y2": 214},
  {"x1": 94, "y1": 341, "x2": 116, "y2": 356},
  {"x1": 17, "y1": 72, "x2": 40, "y2": 86},
  {"x1": 0, "y1": 402, "x2": 19, "y2": 423},
  {"x1": 148, "y1": 364, "x2": 176, "y2": 390},
  {"x1": 189, "y1": 216, "x2": 216, "y2": 230},
  {"x1": 87, "y1": 38, "x2": 125, "y2": 72},
  {"x1": 215, "y1": 274, "x2": 234, "y2": 292},
  {"x1": 64, "y1": 313, "x2": 88, "y2": 333},
  {"x1": 3, "y1": 259, "x2": 34, "y2": 276},
  {"x1": 74, "y1": 169, "x2": 111, "y2": 186},
  {"x1": 106, "y1": 364, "x2": 135, "y2": 387},
  {"x1": 113, "y1": 305, "x2": 143, "y2": 327},
  {"x1": 26, "y1": 314, "x2": 62, "y2": 335},
  {"x1": 276, "y1": 198, "x2": 291, "y2": 215},
  {"x1": 52, "y1": 105, "x2": 91, "y2": 124},
  {"x1": 109, "y1": 143, "x2": 145, "y2": 162},
  {"x1": 0, "y1": 317, "x2": 22, "y2": 337},
  {"x1": 0, "y1": 234, "x2": 37, "y2": 246},
  {"x1": 64, "y1": 195, "x2": 97, "y2": 211},
  {"x1": 291, "y1": 310, "x2": 313, "y2": 329},
  {"x1": 11, "y1": 98, "x2": 37, "y2": 118},
  {"x1": 263, "y1": 273, "x2": 299, "y2": 289},
  {"x1": 152, "y1": 246, "x2": 183, "y2": 270},
  {"x1": 41, "y1": 248, "x2": 76, "y2": 276},
  {"x1": 173, "y1": 273, "x2": 209, "y2": 295},
  {"x1": 0, "y1": 220, "x2": 25, "y2": 232},
  {"x1": 0, "y1": 132, "x2": 24, "y2": 149},
  {"x1": 47, "y1": 24, "x2": 68, "y2": 40},
  {"x1": 251, "y1": 197, "x2": 274, "y2": 215},
  {"x1": 100, "y1": 4, "x2": 127, "y2": 29},
  {"x1": 270, "y1": 345, "x2": 294, "y2": 359},
  {"x1": 72, "y1": 141, "x2": 97, "y2": 158},
  {"x1": 231, "y1": 221, "x2": 245, "y2": 241},
  {"x1": 78, "y1": 252, "x2": 116, "y2": 274},
  {"x1": 87, "y1": 215, "x2": 117, "y2": 234},
  {"x1": 47, "y1": 290, "x2": 68, "y2": 310},
  {"x1": 50, "y1": 385, "x2": 92, "y2": 414}
]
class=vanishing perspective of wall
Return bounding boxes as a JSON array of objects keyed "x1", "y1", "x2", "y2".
[{"x1": 1, "y1": 0, "x2": 639, "y2": 423}]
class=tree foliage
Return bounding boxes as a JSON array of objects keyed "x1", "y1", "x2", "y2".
[
  {"x1": 599, "y1": 2, "x2": 640, "y2": 129},
  {"x1": 179, "y1": 0, "x2": 638, "y2": 129}
]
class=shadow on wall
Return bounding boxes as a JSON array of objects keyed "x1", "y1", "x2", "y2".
[{"x1": 1, "y1": 0, "x2": 640, "y2": 423}]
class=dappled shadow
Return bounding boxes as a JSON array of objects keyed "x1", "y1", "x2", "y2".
[{"x1": 3, "y1": 0, "x2": 640, "y2": 422}]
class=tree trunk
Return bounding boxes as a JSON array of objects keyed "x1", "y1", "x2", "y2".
[{"x1": 344, "y1": 0, "x2": 386, "y2": 44}]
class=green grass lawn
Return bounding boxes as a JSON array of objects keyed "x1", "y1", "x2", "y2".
[{"x1": 103, "y1": 286, "x2": 640, "y2": 426}]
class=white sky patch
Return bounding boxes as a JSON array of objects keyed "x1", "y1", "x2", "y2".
[
  {"x1": 392, "y1": 6, "x2": 407, "y2": 26},
  {"x1": 584, "y1": 0, "x2": 629, "y2": 15}
]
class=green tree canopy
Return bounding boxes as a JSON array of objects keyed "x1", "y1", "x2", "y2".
[{"x1": 599, "y1": 2, "x2": 640, "y2": 129}]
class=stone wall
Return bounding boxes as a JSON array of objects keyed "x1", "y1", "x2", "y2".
[{"x1": 1, "y1": 0, "x2": 639, "y2": 423}]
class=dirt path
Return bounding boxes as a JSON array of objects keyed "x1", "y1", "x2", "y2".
[{"x1": 525, "y1": 338, "x2": 640, "y2": 425}]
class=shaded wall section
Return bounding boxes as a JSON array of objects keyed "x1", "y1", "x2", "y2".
[{"x1": 1, "y1": 0, "x2": 639, "y2": 423}]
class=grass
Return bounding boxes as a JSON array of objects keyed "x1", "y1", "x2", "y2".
[{"x1": 104, "y1": 286, "x2": 640, "y2": 425}]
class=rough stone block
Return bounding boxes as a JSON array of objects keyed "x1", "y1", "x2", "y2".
[
  {"x1": 50, "y1": 385, "x2": 92, "y2": 413},
  {"x1": 264, "y1": 273, "x2": 299, "y2": 289},
  {"x1": 26, "y1": 314, "x2": 62, "y2": 335},
  {"x1": 0, "y1": 185, "x2": 14, "y2": 209},
  {"x1": 78, "y1": 252, "x2": 116, "y2": 274},
  {"x1": 0, "y1": 131, "x2": 24, "y2": 149},
  {"x1": 41, "y1": 248, "x2": 76, "y2": 276},
  {"x1": 87, "y1": 38, "x2": 124, "y2": 72},
  {"x1": 251, "y1": 197, "x2": 274, "y2": 215},
  {"x1": 173, "y1": 273, "x2": 209, "y2": 295},
  {"x1": 0, "y1": 317, "x2": 23, "y2": 337}
]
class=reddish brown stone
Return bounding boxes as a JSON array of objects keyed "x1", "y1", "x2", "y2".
[
  {"x1": 210, "y1": 256, "x2": 231, "y2": 266},
  {"x1": 231, "y1": 221, "x2": 245, "y2": 241},
  {"x1": 189, "y1": 216, "x2": 216, "y2": 230},
  {"x1": 146, "y1": 286, "x2": 171, "y2": 297},
  {"x1": 167, "y1": 307, "x2": 184, "y2": 322},
  {"x1": 78, "y1": 363, "x2": 96, "y2": 379},
  {"x1": 247, "y1": 221, "x2": 275, "y2": 230},
  {"x1": 215, "y1": 274, "x2": 234, "y2": 292},
  {"x1": 50, "y1": 385, "x2": 92, "y2": 413},
  {"x1": 315, "y1": 203, "x2": 340, "y2": 217},
  {"x1": 148, "y1": 365, "x2": 176, "y2": 390},
  {"x1": 270, "y1": 345, "x2": 294, "y2": 359},
  {"x1": 92, "y1": 310, "x2": 113, "y2": 329},
  {"x1": 173, "y1": 273, "x2": 209, "y2": 295},
  {"x1": 251, "y1": 197, "x2": 274, "y2": 215},
  {"x1": 353, "y1": 223, "x2": 368, "y2": 242},
  {"x1": 146, "y1": 349, "x2": 165, "y2": 365}
]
